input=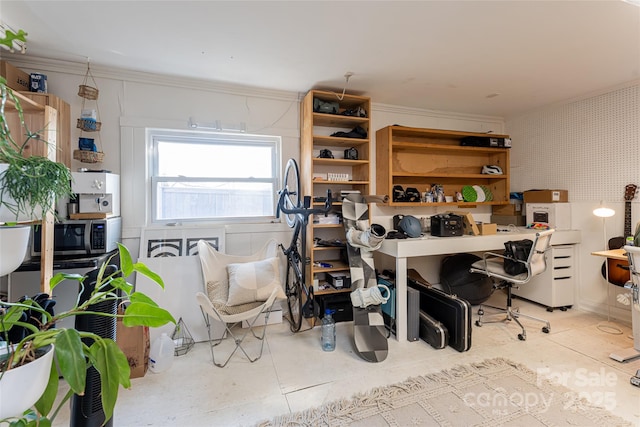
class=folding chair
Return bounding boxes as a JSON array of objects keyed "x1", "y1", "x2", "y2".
[{"x1": 195, "y1": 239, "x2": 284, "y2": 367}]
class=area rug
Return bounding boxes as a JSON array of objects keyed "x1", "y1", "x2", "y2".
[{"x1": 259, "y1": 358, "x2": 631, "y2": 427}]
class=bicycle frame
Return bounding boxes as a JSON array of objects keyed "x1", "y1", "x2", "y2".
[
  {"x1": 282, "y1": 204, "x2": 310, "y2": 310},
  {"x1": 276, "y1": 161, "x2": 332, "y2": 331}
]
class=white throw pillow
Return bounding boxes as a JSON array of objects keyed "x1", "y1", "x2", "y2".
[{"x1": 226, "y1": 257, "x2": 285, "y2": 306}]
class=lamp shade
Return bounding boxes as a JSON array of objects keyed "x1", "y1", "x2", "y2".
[{"x1": 593, "y1": 206, "x2": 615, "y2": 218}]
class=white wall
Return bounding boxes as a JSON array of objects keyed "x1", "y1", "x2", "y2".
[{"x1": 506, "y1": 81, "x2": 640, "y2": 322}]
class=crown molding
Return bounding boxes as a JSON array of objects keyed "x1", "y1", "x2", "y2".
[
  {"x1": 5, "y1": 53, "x2": 505, "y2": 126},
  {"x1": 4, "y1": 53, "x2": 301, "y2": 102}
]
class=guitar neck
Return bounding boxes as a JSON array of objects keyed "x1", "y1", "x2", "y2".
[{"x1": 625, "y1": 200, "x2": 632, "y2": 237}]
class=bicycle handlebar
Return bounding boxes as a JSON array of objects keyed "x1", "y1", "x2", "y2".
[{"x1": 276, "y1": 189, "x2": 332, "y2": 220}]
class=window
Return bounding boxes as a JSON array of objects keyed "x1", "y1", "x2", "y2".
[{"x1": 149, "y1": 129, "x2": 280, "y2": 223}]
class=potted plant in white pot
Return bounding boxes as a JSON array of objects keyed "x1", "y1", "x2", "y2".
[{"x1": 0, "y1": 243, "x2": 176, "y2": 425}]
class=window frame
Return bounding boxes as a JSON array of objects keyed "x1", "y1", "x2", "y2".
[{"x1": 148, "y1": 128, "x2": 281, "y2": 225}]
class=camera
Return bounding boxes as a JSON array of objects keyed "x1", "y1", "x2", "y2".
[
  {"x1": 319, "y1": 149, "x2": 334, "y2": 159},
  {"x1": 344, "y1": 147, "x2": 358, "y2": 160}
]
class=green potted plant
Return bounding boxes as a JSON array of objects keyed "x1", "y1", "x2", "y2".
[
  {"x1": 0, "y1": 243, "x2": 176, "y2": 425},
  {"x1": 0, "y1": 75, "x2": 74, "y2": 223}
]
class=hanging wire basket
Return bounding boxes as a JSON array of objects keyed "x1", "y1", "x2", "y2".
[
  {"x1": 78, "y1": 62, "x2": 100, "y2": 100},
  {"x1": 76, "y1": 60, "x2": 105, "y2": 161},
  {"x1": 171, "y1": 318, "x2": 195, "y2": 356},
  {"x1": 78, "y1": 84, "x2": 99, "y2": 100},
  {"x1": 73, "y1": 149, "x2": 104, "y2": 164},
  {"x1": 76, "y1": 118, "x2": 102, "y2": 132}
]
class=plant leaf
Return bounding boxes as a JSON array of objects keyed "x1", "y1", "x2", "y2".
[
  {"x1": 0, "y1": 305, "x2": 27, "y2": 332},
  {"x1": 106, "y1": 276, "x2": 133, "y2": 294},
  {"x1": 132, "y1": 263, "x2": 165, "y2": 289},
  {"x1": 128, "y1": 292, "x2": 159, "y2": 307},
  {"x1": 34, "y1": 354, "x2": 59, "y2": 417},
  {"x1": 49, "y1": 272, "x2": 83, "y2": 291},
  {"x1": 118, "y1": 243, "x2": 134, "y2": 277},
  {"x1": 89, "y1": 339, "x2": 130, "y2": 423},
  {"x1": 54, "y1": 329, "x2": 86, "y2": 394},
  {"x1": 122, "y1": 301, "x2": 175, "y2": 327}
]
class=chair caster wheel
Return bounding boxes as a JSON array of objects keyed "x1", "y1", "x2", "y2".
[
  {"x1": 542, "y1": 327, "x2": 550, "y2": 333},
  {"x1": 518, "y1": 334, "x2": 526, "y2": 341},
  {"x1": 560, "y1": 307, "x2": 568, "y2": 312},
  {"x1": 475, "y1": 320, "x2": 482, "y2": 327},
  {"x1": 546, "y1": 307, "x2": 554, "y2": 312}
]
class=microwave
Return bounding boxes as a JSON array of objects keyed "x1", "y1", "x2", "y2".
[{"x1": 31, "y1": 217, "x2": 122, "y2": 257}]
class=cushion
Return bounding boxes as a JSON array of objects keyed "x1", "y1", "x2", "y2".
[
  {"x1": 206, "y1": 280, "x2": 264, "y2": 316},
  {"x1": 226, "y1": 257, "x2": 285, "y2": 306}
]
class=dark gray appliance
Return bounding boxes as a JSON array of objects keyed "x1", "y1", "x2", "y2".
[
  {"x1": 31, "y1": 217, "x2": 121, "y2": 257},
  {"x1": 71, "y1": 265, "x2": 118, "y2": 427}
]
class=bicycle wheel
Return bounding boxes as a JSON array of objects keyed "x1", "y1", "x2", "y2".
[
  {"x1": 285, "y1": 257, "x2": 303, "y2": 332},
  {"x1": 282, "y1": 158, "x2": 301, "y2": 228}
]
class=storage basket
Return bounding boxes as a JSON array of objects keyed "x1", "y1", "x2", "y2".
[
  {"x1": 73, "y1": 149, "x2": 104, "y2": 164},
  {"x1": 76, "y1": 118, "x2": 102, "y2": 132},
  {"x1": 77, "y1": 84, "x2": 99, "y2": 100}
]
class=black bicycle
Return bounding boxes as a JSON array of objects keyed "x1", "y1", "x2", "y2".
[{"x1": 276, "y1": 158, "x2": 332, "y2": 332}]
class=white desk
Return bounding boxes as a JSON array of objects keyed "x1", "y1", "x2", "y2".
[{"x1": 378, "y1": 228, "x2": 582, "y2": 341}]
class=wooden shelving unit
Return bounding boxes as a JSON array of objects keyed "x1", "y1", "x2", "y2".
[
  {"x1": 4, "y1": 91, "x2": 58, "y2": 292},
  {"x1": 376, "y1": 125, "x2": 511, "y2": 207},
  {"x1": 20, "y1": 92, "x2": 71, "y2": 167},
  {"x1": 300, "y1": 89, "x2": 371, "y2": 295}
]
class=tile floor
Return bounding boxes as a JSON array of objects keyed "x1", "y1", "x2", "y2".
[{"x1": 53, "y1": 292, "x2": 640, "y2": 426}]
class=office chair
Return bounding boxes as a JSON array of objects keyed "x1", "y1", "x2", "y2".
[{"x1": 469, "y1": 229, "x2": 554, "y2": 341}]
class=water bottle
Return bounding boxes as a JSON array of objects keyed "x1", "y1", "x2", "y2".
[
  {"x1": 149, "y1": 333, "x2": 175, "y2": 373},
  {"x1": 321, "y1": 309, "x2": 336, "y2": 351}
]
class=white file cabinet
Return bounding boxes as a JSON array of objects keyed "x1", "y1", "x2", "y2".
[{"x1": 513, "y1": 244, "x2": 576, "y2": 311}]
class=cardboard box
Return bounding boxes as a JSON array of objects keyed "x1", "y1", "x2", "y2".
[
  {"x1": 492, "y1": 202, "x2": 523, "y2": 216},
  {"x1": 491, "y1": 215, "x2": 527, "y2": 226},
  {"x1": 0, "y1": 61, "x2": 30, "y2": 91},
  {"x1": 116, "y1": 318, "x2": 150, "y2": 379},
  {"x1": 451, "y1": 211, "x2": 479, "y2": 235},
  {"x1": 526, "y1": 203, "x2": 571, "y2": 230},
  {"x1": 477, "y1": 223, "x2": 497, "y2": 235},
  {"x1": 523, "y1": 190, "x2": 568, "y2": 203}
]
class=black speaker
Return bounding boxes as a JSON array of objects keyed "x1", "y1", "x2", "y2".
[{"x1": 71, "y1": 265, "x2": 118, "y2": 427}]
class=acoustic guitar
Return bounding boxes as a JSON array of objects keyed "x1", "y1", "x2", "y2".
[{"x1": 601, "y1": 184, "x2": 637, "y2": 286}]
